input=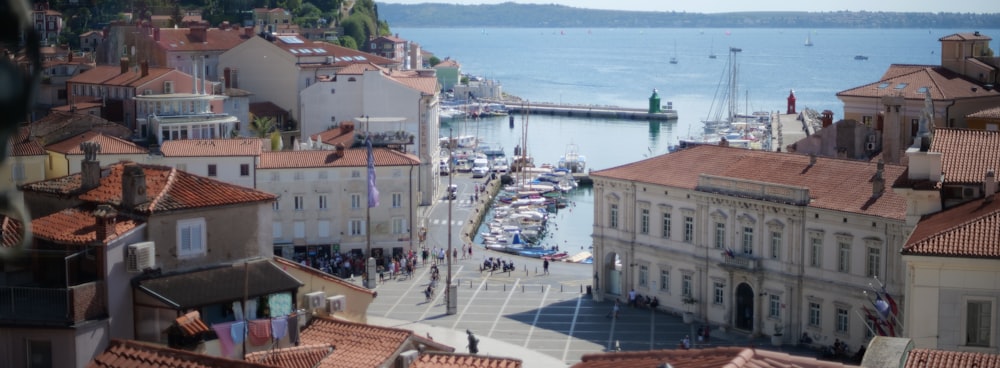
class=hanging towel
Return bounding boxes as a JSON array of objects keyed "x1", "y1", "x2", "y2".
[
  {"x1": 268, "y1": 293, "x2": 293, "y2": 318},
  {"x1": 232, "y1": 301, "x2": 244, "y2": 321},
  {"x1": 231, "y1": 321, "x2": 246, "y2": 344},
  {"x1": 286, "y1": 314, "x2": 299, "y2": 345},
  {"x1": 247, "y1": 319, "x2": 272, "y2": 346},
  {"x1": 245, "y1": 299, "x2": 258, "y2": 320},
  {"x1": 212, "y1": 322, "x2": 235, "y2": 357},
  {"x1": 271, "y1": 317, "x2": 288, "y2": 340}
]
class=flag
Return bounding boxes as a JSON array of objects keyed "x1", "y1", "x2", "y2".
[
  {"x1": 874, "y1": 294, "x2": 891, "y2": 319},
  {"x1": 862, "y1": 306, "x2": 886, "y2": 336},
  {"x1": 366, "y1": 137, "x2": 379, "y2": 208}
]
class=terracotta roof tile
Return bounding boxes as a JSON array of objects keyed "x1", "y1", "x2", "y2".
[
  {"x1": 8, "y1": 128, "x2": 46, "y2": 156},
  {"x1": 159, "y1": 138, "x2": 266, "y2": 157},
  {"x1": 21, "y1": 162, "x2": 275, "y2": 214},
  {"x1": 45, "y1": 131, "x2": 148, "y2": 155},
  {"x1": 31, "y1": 208, "x2": 141, "y2": 245},
  {"x1": 249, "y1": 101, "x2": 288, "y2": 117},
  {"x1": 155, "y1": 27, "x2": 251, "y2": 52},
  {"x1": 904, "y1": 348, "x2": 1000, "y2": 368},
  {"x1": 258, "y1": 148, "x2": 420, "y2": 169},
  {"x1": 572, "y1": 347, "x2": 855, "y2": 368},
  {"x1": 336, "y1": 62, "x2": 382, "y2": 75},
  {"x1": 299, "y1": 316, "x2": 414, "y2": 368},
  {"x1": 68, "y1": 65, "x2": 176, "y2": 87},
  {"x1": 88, "y1": 339, "x2": 279, "y2": 368},
  {"x1": 434, "y1": 59, "x2": 460, "y2": 68},
  {"x1": 930, "y1": 128, "x2": 1000, "y2": 184},
  {"x1": 175, "y1": 311, "x2": 210, "y2": 336},
  {"x1": 592, "y1": 145, "x2": 908, "y2": 220},
  {"x1": 1, "y1": 216, "x2": 25, "y2": 248},
  {"x1": 267, "y1": 36, "x2": 396, "y2": 67},
  {"x1": 272, "y1": 256, "x2": 376, "y2": 296},
  {"x1": 390, "y1": 70, "x2": 439, "y2": 95},
  {"x1": 903, "y1": 195, "x2": 1000, "y2": 258},
  {"x1": 245, "y1": 344, "x2": 333, "y2": 368},
  {"x1": 968, "y1": 106, "x2": 1000, "y2": 119},
  {"x1": 315, "y1": 124, "x2": 356, "y2": 147},
  {"x1": 837, "y1": 65, "x2": 1000, "y2": 101},
  {"x1": 939, "y1": 32, "x2": 993, "y2": 42},
  {"x1": 411, "y1": 352, "x2": 522, "y2": 368}
]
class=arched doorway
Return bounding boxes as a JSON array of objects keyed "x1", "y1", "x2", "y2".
[
  {"x1": 735, "y1": 283, "x2": 754, "y2": 331},
  {"x1": 605, "y1": 252, "x2": 622, "y2": 296}
]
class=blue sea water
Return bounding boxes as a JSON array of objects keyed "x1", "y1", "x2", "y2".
[{"x1": 399, "y1": 27, "x2": 999, "y2": 251}]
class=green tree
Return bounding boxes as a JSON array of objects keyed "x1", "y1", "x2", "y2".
[
  {"x1": 339, "y1": 35, "x2": 357, "y2": 50},
  {"x1": 169, "y1": 2, "x2": 183, "y2": 27},
  {"x1": 428, "y1": 56, "x2": 441, "y2": 67},
  {"x1": 270, "y1": 131, "x2": 283, "y2": 151},
  {"x1": 340, "y1": 14, "x2": 370, "y2": 47},
  {"x1": 249, "y1": 115, "x2": 276, "y2": 138}
]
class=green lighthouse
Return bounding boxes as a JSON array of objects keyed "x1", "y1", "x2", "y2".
[{"x1": 649, "y1": 89, "x2": 662, "y2": 114}]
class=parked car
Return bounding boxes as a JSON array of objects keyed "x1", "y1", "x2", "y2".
[
  {"x1": 446, "y1": 184, "x2": 458, "y2": 200},
  {"x1": 471, "y1": 166, "x2": 489, "y2": 178}
]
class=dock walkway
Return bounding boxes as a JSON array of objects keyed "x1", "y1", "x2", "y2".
[{"x1": 485, "y1": 99, "x2": 678, "y2": 121}]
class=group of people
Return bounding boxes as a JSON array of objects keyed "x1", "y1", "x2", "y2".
[
  {"x1": 627, "y1": 289, "x2": 660, "y2": 310},
  {"x1": 295, "y1": 251, "x2": 365, "y2": 280},
  {"x1": 425, "y1": 264, "x2": 441, "y2": 301},
  {"x1": 482, "y1": 257, "x2": 515, "y2": 272}
]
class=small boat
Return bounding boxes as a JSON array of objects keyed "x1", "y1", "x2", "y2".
[
  {"x1": 558, "y1": 144, "x2": 586, "y2": 173},
  {"x1": 669, "y1": 41, "x2": 678, "y2": 64},
  {"x1": 854, "y1": 55, "x2": 868, "y2": 60},
  {"x1": 804, "y1": 33, "x2": 813, "y2": 47}
]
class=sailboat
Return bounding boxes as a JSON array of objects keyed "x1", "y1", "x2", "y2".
[
  {"x1": 804, "y1": 33, "x2": 814, "y2": 47},
  {"x1": 669, "y1": 41, "x2": 678, "y2": 64},
  {"x1": 709, "y1": 37, "x2": 717, "y2": 59},
  {"x1": 700, "y1": 47, "x2": 742, "y2": 133}
]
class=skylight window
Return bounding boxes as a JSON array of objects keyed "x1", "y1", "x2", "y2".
[
  {"x1": 877, "y1": 82, "x2": 890, "y2": 89},
  {"x1": 917, "y1": 86, "x2": 929, "y2": 94},
  {"x1": 357, "y1": 56, "x2": 367, "y2": 60},
  {"x1": 290, "y1": 49, "x2": 298, "y2": 54},
  {"x1": 300, "y1": 48, "x2": 312, "y2": 54},
  {"x1": 894, "y1": 83, "x2": 908, "y2": 90},
  {"x1": 313, "y1": 48, "x2": 325, "y2": 53},
  {"x1": 278, "y1": 35, "x2": 303, "y2": 44}
]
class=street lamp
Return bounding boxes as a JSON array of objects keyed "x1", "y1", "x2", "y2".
[{"x1": 446, "y1": 127, "x2": 457, "y2": 315}]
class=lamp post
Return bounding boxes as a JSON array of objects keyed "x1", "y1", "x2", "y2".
[{"x1": 446, "y1": 127, "x2": 457, "y2": 314}]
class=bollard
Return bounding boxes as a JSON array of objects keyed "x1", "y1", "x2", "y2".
[
  {"x1": 580, "y1": 284, "x2": 583, "y2": 293},
  {"x1": 561, "y1": 284, "x2": 564, "y2": 292},
  {"x1": 535, "y1": 267, "x2": 538, "y2": 275},
  {"x1": 522, "y1": 285, "x2": 525, "y2": 293},
  {"x1": 541, "y1": 285, "x2": 544, "y2": 293},
  {"x1": 485, "y1": 283, "x2": 488, "y2": 291},
  {"x1": 470, "y1": 280, "x2": 473, "y2": 288},
  {"x1": 503, "y1": 283, "x2": 506, "y2": 291}
]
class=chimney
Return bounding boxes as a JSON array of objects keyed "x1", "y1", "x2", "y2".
[
  {"x1": 821, "y1": 110, "x2": 834, "y2": 128},
  {"x1": 872, "y1": 160, "x2": 885, "y2": 198},
  {"x1": 120, "y1": 57, "x2": 129, "y2": 74},
  {"x1": 93, "y1": 204, "x2": 117, "y2": 242},
  {"x1": 809, "y1": 153, "x2": 817, "y2": 166},
  {"x1": 190, "y1": 22, "x2": 207, "y2": 43},
  {"x1": 153, "y1": 27, "x2": 160, "y2": 41},
  {"x1": 80, "y1": 141, "x2": 102, "y2": 190},
  {"x1": 121, "y1": 163, "x2": 148, "y2": 209},
  {"x1": 986, "y1": 170, "x2": 997, "y2": 203},
  {"x1": 335, "y1": 143, "x2": 345, "y2": 158},
  {"x1": 140, "y1": 60, "x2": 149, "y2": 77}
]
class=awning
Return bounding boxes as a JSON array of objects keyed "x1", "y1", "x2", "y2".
[{"x1": 135, "y1": 260, "x2": 303, "y2": 309}]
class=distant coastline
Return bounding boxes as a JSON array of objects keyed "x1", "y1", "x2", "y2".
[{"x1": 380, "y1": 3, "x2": 1000, "y2": 29}]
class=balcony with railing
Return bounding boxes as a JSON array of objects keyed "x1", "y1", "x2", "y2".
[
  {"x1": 721, "y1": 252, "x2": 761, "y2": 271},
  {"x1": 0, "y1": 281, "x2": 107, "y2": 326}
]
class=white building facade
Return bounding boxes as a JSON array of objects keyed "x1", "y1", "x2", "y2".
[{"x1": 591, "y1": 146, "x2": 911, "y2": 351}]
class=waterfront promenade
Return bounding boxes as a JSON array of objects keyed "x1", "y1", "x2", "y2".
[
  {"x1": 482, "y1": 98, "x2": 679, "y2": 121},
  {"x1": 350, "y1": 171, "x2": 822, "y2": 366}
]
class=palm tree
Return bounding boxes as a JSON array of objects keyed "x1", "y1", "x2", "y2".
[{"x1": 249, "y1": 115, "x2": 276, "y2": 138}]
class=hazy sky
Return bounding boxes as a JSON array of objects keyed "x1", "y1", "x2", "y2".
[{"x1": 382, "y1": 1, "x2": 1000, "y2": 13}]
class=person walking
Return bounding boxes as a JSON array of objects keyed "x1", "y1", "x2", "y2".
[
  {"x1": 543, "y1": 258, "x2": 550, "y2": 275},
  {"x1": 628, "y1": 289, "x2": 637, "y2": 308},
  {"x1": 606, "y1": 300, "x2": 621, "y2": 319}
]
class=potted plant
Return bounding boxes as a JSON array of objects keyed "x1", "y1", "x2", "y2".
[
  {"x1": 681, "y1": 296, "x2": 697, "y2": 323},
  {"x1": 771, "y1": 324, "x2": 784, "y2": 346}
]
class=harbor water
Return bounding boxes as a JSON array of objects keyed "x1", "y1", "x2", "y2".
[{"x1": 413, "y1": 27, "x2": 1000, "y2": 252}]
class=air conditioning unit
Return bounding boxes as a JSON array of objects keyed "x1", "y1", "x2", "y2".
[
  {"x1": 305, "y1": 291, "x2": 326, "y2": 310},
  {"x1": 326, "y1": 295, "x2": 346, "y2": 314},
  {"x1": 126, "y1": 242, "x2": 155, "y2": 273}
]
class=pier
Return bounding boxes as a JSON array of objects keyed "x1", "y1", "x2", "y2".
[{"x1": 503, "y1": 102, "x2": 678, "y2": 121}]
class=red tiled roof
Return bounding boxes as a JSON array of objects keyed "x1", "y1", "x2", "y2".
[
  {"x1": 45, "y1": 131, "x2": 148, "y2": 155},
  {"x1": 836, "y1": 65, "x2": 1000, "y2": 101},
  {"x1": 434, "y1": 59, "x2": 460, "y2": 68},
  {"x1": 390, "y1": 70, "x2": 439, "y2": 95},
  {"x1": 298, "y1": 316, "x2": 413, "y2": 368},
  {"x1": 155, "y1": 27, "x2": 251, "y2": 52},
  {"x1": 939, "y1": 32, "x2": 993, "y2": 42},
  {"x1": 8, "y1": 128, "x2": 46, "y2": 157},
  {"x1": 21, "y1": 162, "x2": 275, "y2": 214},
  {"x1": 572, "y1": 347, "x2": 855, "y2": 368},
  {"x1": 1, "y1": 216, "x2": 24, "y2": 248},
  {"x1": 903, "y1": 195, "x2": 1000, "y2": 258},
  {"x1": 904, "y1": 348, "x2": 1000, "y2": 368},
  {"x1": 968, "y1": 106, "x2": 1000, "y2": 119},
  {"x1": 159, "y1": 138, "x2": 266, "y2": 157},
  {"x1": 51, "y1": 102, "x2": 103, "y2": 112},
  {"x1": 373, "y1": 35, "x2": 406, "y2": 44},
  {"x1": 258, "y1": 147, "x2": 420, "y2": 169},
  {"x1": 267, "y1": 36, "x2": 396, "y2": 67},
  {"x1": 412, "y1": 352, "x2": 522, "y2": 368},
  {"x1": 249, "y1": 101, "x2": 288, "y2": 117},
  {"x1": 315, "y1": 124, "x2": 356, "y2": 147},
  {"x1": 245, "y1": 344, "x2": 333, "y2": 368},
  {"x1": 88, "y1": 339, "x2": 278, "y2": 368},
  {"x1": 272, "y1": 256, "x2": 376, "y2": 296},
  {"x1": 336, "y1": 62, "x2": 382, "y2": 75},
  {"x1": 31, "y1": 208, "x2": 142, "y2": 245},
  {"x1": 592, "y1": 145, "x2": 908, "y2": 220},
  {"x1": 68, "y1": 65, "x2": 176, "y2": 87},
  {"x1": 930, "y1": 128, "x2": 1000, "y2": 184}
]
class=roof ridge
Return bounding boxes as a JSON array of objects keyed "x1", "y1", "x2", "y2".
[
  {"x1": 147, "y1": 166, "x2": 178, "y2": 212},
  {"x1": 908, "y1": 202, "x2": 1000, "y2": 249}
]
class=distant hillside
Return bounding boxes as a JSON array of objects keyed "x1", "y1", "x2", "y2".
[{"x1": 378, "y1": 2, "x2": 1000, "y2": 28}]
